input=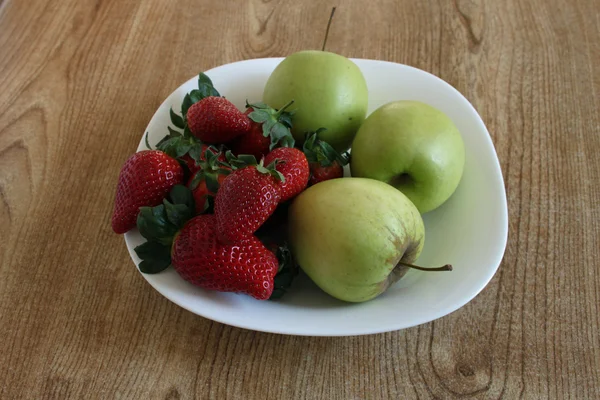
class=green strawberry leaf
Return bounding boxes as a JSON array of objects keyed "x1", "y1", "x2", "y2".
[
  {"x1": 135, "y1": 241, "x2": 171, "y2": 274},
  {"x1": 320, "y1": 140, "x2": 348, "y2": 166},
  {"x1": 225, "y1": 151, "x2": 241, "y2": 169},
  {"x1": 157, "y1": 131, "x2": 203, "y2": 165},
  {"x1": 198, "y1": 72, "x2": 213, "y2": 86},
  {"x1": 205, "y1": 149, "x2": 218, "y2": 165},
  {"x1": 248, "y1": 110, "x2": 271, "y2": 124},
  {"x1": 269, "y1": 123, "x2": 295, "y2": 150},
  {"x1": 238, "y1": 154, "x2": 258, "y2": 165},
  {"x1": 175, "y1": 142, "x2": 192, "y2": 158},
  {"x1": 246, "y1": 100, "x2": 296, "y2": 149},
  {"x1": 273, "y1": 169, "x2": 285, "y2": 182},
  {"x1": 167, "y1": 126, "x2": 182, "y2": 137},
  {"x1": 278, "y1": 112, "x2": 293, "y2": 129},
  {"x1": 189, "y1": 171, "x2": 205, "y2": 190},
  {"x1": 156, "y1": 127, "x2": 184, "y2": 149},
  {"x1": 169, "y1": 184, "x2": 195, "y2": 211},
  {"x1": 195, "y1": 73, "x2": 217, "y2": 98},
  {"x1": 135, "y1": 188, "x2": 194, "y2": 273},
  {"x1": 204, "y1": 173, "x2": 220, "y2": 194},
  {"x1": 156, "y1": 136, "x2": 181, "y2": 158},
  {"x1": 170, "y1": 108, "x2": 185, "y2": 129},
  {"x1": 197, "y1": 85, "x2": 220, "y2": 99},
  {"x1": 189, "y1": 89, "x2": 204, "y2": 104},
  {"x1": 246, "y1": 100, "x2": 268, "y2": 109},
  {"x1": 137, "y1": 205, "x2": 179, "y2": 246},
  {"x1": 255, "y1": 163, "x2": 268, "y2": 174},
  {"x1": 225, "y1": 151, "x2": 259, "y2": 170},
  {"x1": 159, "y1": 144, "x2": 176, "y2": 157},
  {"x1": 263, "y1": 119, "x2": 276, "y2": 135},
  {"x1": 258, "y1": 160, "x2": 285, "y2": 183},
  {"x1": 181, "y1": 94, "x2": 193, "y2": 119},
  {"x1": 156, "y1": 134, "x2": 170, "y2": 148},
  {"x1": 183, "y1": 125, "x2": 192, "y2": 139},
  {"x1": 136, "y1": 187, "x2": 195, "y2": 245},
  {"x1": 188, "y1": 142, "x2": 203, "y2": 164},
  {"x1": 164, "y1": 199, "x2": 192, "y2": 230},
  {"x1": 198, "y1": 73, "x2": 220, "y2": 96},
  {"x1": 168, "y1": 198, "x2": 189, "y2": 216},
  {"x1": 302, "y1": 130, "x2": 347, "y2": 166},
  {"x1": 180, "y1": 73, "x2": 222, "y2": 124},
  {"x1": 269, "y1": 243, "x2": 299, "y2": 300},
  {"x1": 302, "y1": 132, "x2": 318, "y2": 161},
  {"x1": 139, "y1": 257, "x2": 171, "y2": 274}
]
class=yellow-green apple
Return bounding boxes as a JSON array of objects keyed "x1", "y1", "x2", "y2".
[
  {"x1": 263, "y1": 51, "x2": 368, "y2": 151},
  {"x1": 288, "y1": 177, "x2": 438, "y2": 303},
  {"x1": 350, "y1": 101, "x2": 465, "y2": 214}
]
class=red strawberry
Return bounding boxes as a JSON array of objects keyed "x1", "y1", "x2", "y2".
[
  {"x1": 228, "y1": 108, "x2": 271, "y2": 159},
  {"x1": 186, "y1": 96, "x2": 250, "y2": 144},
  {"x1": 134, "y1": 186, "x2": 297, "y2": 300},
  {"x1": 214, "y1": 165, "x2": 282, "y2": 244},
  {"x1": 228, "y1": 101, "x2": 296, "y2": 158},
  {"x1": 264, "y1": 147, "x2": 309, "y2": 201},
  {"x1": 309, "y1": 161, "x2": 344, "y2": 185},
  {"x1": 184, "y1": 147, "x2": 231, "y2": 214},
  {"x1": 302, "y1": 130, "x2": 349, "y2": 186},
  {"x1": 171, "y1": 214, "x2": 279, "y2": 300},
  {"x1": 112, "y1": 150, "x2": 183, "y2": 234},
  {"x1": 187, "y1": 170, "x2": 230, "y2": 215}
]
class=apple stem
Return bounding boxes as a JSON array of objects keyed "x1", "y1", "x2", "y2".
[
  {"x1": 398, "y1": 262, "x2": 453, "y2": 272},
  {"x1": 322, "y1": 7, "x2": 337, "y2": 51}
]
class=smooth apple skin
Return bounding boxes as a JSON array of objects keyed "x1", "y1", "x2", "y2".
[
  {"x1": 350, "y1": 101, "x2": 465, "y2": 214},
  {"x1": 263, "y1": 51, "x2": 368, "y2": 152},
  {"x1": 288, "y1": 177, "x2": 425, "y2": 303}
]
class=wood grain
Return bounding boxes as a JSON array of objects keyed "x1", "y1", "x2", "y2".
[{"x1": 1, "y1": 0, "x2": 599, "y2": 398}]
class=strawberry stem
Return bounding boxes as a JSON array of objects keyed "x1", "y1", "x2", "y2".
[{"x1": 274, "y1": 100, "x2": 295, "y2": 117}]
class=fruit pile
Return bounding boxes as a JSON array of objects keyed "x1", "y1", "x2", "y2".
[
  {"x1": 112, "y1": 50, "x2": 465, "y2": 303},
  {"x1": 112, "y1": 71, "x2": 348, "y2": 300}
]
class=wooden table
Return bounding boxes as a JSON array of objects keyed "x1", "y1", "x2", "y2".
[{"x1": 1, "y1": 0, "x2": 599, "y2": 398}]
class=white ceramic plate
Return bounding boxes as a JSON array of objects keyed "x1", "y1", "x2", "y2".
[{"x1": 124, "y1": 58, "x2": 508, "y2": 336}]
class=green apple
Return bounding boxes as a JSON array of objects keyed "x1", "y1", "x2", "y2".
[
  {"x1": 350, "y1": 101, "x2": 465, "y2": 214},
  {"x1": 288, "y1": 177, "x2": 426, "y2": 303},
  {"x1": 263, "y1": 50, "x2": 368, "y2": 151}
]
